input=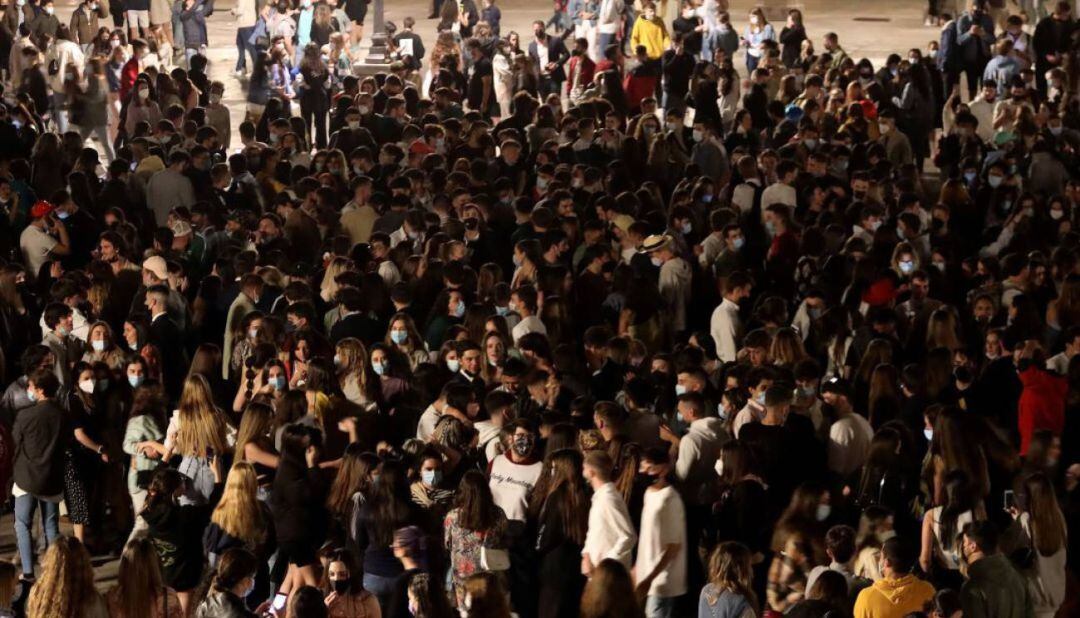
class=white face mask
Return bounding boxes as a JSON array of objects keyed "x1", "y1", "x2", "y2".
[
  {"x1": 91, "y1": 339, "x2": 106, "y2": 351},
  {"x1": 138, "y1": 88, "x2": 150, "y2": 99},
  {"x1": 78, "y1": 379, "x2": 95, "y2": 394},
  {"x1": 209, "y1": 93, "x2": 221, "y2": 104},
  {"x1": 44, "y1": 6, "x2": 54, "y2": 14}
]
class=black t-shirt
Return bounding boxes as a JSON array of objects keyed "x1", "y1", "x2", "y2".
[
  {"x1": 661, "y1": 49, "x2": 694, "y2": 96},
  {"x1": 467, "y1": 57, "x2": 493, "y2": 111}
]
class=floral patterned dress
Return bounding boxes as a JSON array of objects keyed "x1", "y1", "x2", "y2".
[{"x1": 443, "y1": 506, "x2": 509, "y2": 608}]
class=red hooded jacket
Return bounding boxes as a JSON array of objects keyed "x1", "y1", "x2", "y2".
[{"x1": 1017, "y1": 365, "x2": 1067, "y2": 454}]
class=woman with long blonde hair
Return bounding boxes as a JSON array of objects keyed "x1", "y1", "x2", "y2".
[
  {"x1": 320, "y1": 256, "x2": 353, "y2": 304},
  {"x1": 206, "y1": 463, "x2": 271, "y2": 562},
  {"x1": 336, "y1": 338, "x2": 380, "y2": 411},
  {"x1": 105, "y1": 538, "x2": 182, "y2": 618},
  {"x1": 27, "y1": 536, "x2": 108, "y2": 618},
  {"x1": 163, "y1": 374, "x2": 233, "y2": 504}
]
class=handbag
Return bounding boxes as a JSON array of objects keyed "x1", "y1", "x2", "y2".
[
  {"x1": 479, "y1": 529, "x2": 510, "y2": 571},
  {"x1": 479, "y1": 546, "x2": 510, "y2": 571}
]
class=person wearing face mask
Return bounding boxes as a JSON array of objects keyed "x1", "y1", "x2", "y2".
[
  {"x1": 41, "y1": 302, "x2": 82, "y2": 387},
  {"x1": 323, "y1": 549, "x2": 381, "y2": 618},
  {"x1": 642, "y1": 234, "x2": 692, "y2": 342},
  {"x1": 410, "y1": 448, "x2": 453, "y2": 519},
  {"x1": 955, "y1": 521, "x2": 1031, "y2": 618},
  {"x1": 194, "y1": 547, "x2": 259, "y2": 617},
  {"x1": 876, "y1": 109, "x2": 914, "y2": 168},
  {"x1": 488, "y1": 422, "x2": 542, "y2": 524},
  {"x1": 70, "y1": 0, "x2": 110, "y2": 52},
  {"x1": 11, "y1": 369, "x2": 68, "y2": 581},
  {"x1": 634, "y1": 446, "x2": 687, "y2": 617}
]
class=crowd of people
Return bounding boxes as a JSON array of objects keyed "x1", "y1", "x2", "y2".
[{"x1": 0, "y1": 0, "x2": 1077, "y2": 615}]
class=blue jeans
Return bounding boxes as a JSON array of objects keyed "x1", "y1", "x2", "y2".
[
  {"x1": 645, "y1": 595, "x2": 678, "y2": 618},
  {"x1": 236, "y1": 26, "x2": 255, "y2": 70},
  {"x1": 596, "y1": 32, "x2": 615, "y2": 56},
  {"x1": 746, "y1": 52, "x2": 760, "y2": 73},
  {"x1": 363, "y1": 572, "x2": 397, "y2": 613},
  {"x1": 14, "y1": 495, "x2": 60, "y2": 577}
]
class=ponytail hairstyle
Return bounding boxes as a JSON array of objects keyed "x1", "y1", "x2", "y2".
[{"x1": 210, "y1": 547, "x2": 258, "y2": 593}]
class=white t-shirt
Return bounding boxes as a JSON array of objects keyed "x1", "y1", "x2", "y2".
[
  {"x1": 20, "y1": 225, "x2": 57, "y2": 279},
  {"x1": 511, "y1": 315, "x2": 547, "y2": 345},
  {"x1": 827, "y1": 413, "x2": 874, "y2": 477},
  {"x1": 416, "y1": 403, "x2": 442, "y2": 441},
  {"x1": 488, "y1": 453, "x2": 542, "y2": 522},
  {"x1": 636, "y1": 484, "x2": 687, "y2": 598}
]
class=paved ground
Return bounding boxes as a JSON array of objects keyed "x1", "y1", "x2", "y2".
[
  {"x1": 48, "y1": 0, "x2": 945, "y2": 148},
  {"x1": 18, "y1": 0, "x2": 943, "y2": 588}
]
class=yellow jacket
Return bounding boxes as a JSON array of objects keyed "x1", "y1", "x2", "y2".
[{"x1": 630, "y1": 16, "x2": 670, "y2": 59}]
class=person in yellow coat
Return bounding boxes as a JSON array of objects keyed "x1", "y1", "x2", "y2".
[
  {"x1": 854, "y1": 537, "x2": 936, "y2": 618},
  {"x1": 630, "y1": 2, "x2": 670, "y2": 60}
]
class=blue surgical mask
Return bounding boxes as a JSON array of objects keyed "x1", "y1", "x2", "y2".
[
  {"x1": 964, "y1": 171, "x2": 977, "y2": 183},
  {"x1": 271, "y1": 376, "x2": 287, "y2": 390},
  {"x1": 446, "y1": 358, "x2": 461, "y2": 373},
  {"x1": 452, "y1": 301, "x2": 465, "y2": 318},
  {"x1": 57, "y1": 210, "x2": 71, "y2": 220},
  {"x1": 127, "y1": 375, "x2": 144, "y2": 388},
  {"x1": 732, "y1": 237, "x2": 745, "y2": 251},
  {"x1": 987, "y1": 175, "x2": 1003, "y2": 188},
  {"x1": 390, "y1": 330, "x2": 408, "y2": 344},
  {"x1": 923, "y1": 428, "x2": 933, "y2": 441},
  {"x1": 899, "y1": 260, "x2": 915, "y2": 274},
  {"x1": 680, "y1": 222, "x2": 692, "y2": 235},
  {"x1": 26, "y1": 389, "x2": 37, "y2": 403},
  {"x1": 372, "y1": 361, "x2": 387, "y2": 376},
  {"x1": 495, "y1": 305, "x2": 509, "y2": 316},
  {"x1": 765, "y1": 221, "x2": 776, "y2": 236},
  {"x1": 755, "y1": 392, "x2": 766, "y2": 405},
  {"x1": 421, "y1": 469, "x2": 442, "y2": 485}
]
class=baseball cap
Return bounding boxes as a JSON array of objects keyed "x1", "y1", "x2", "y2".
[
  {"x1": 142, "y1": 255, "x2": 168, "y2": 280},
  {"x1": 30, "y1": 200, "x2": 55, "y2": 219}
]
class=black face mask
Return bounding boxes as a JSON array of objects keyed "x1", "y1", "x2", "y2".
[{"x1": 332, "y1": 579, "x2": 350, "y2": 594}]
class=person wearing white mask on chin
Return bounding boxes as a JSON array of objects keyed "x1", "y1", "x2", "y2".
[{"x1": 41, "y1": 302, "x2": 83, "y2": 387}]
